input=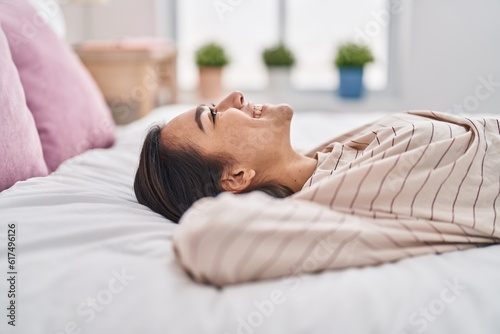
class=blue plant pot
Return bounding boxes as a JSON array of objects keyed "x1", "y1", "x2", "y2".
[{"x1": 338, "y1": 66, "x2": 364, "y2": 98}]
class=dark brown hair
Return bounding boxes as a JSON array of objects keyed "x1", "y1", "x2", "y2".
[{"x1": 134, "y1": 125, "x2": 293, "y2": 223}]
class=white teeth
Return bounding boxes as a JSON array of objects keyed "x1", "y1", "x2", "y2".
[{"x1": 253, "y1": 104, "x2": 263, "y2": 118}]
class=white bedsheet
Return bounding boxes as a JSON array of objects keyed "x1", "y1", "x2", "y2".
[{"x1": 1, "y1": 105, "x2": 499, "y2": 334}]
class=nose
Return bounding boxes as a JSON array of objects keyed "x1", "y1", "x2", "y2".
[{"x1": 214, "y1": 91, "x2": 245, "y2": 111}]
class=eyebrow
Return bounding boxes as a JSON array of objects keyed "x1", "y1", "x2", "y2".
[{"x1": 195, "y1": 105, "x2": 205, "y2": 132}]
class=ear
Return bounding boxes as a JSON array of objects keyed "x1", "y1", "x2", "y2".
[{"x1": 221, "y1": 168, "x2": 256, "y2": 193}]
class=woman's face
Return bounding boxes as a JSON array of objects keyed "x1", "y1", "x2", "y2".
[{"x1": 161, "y1": 91, "x2": 294, "y2": 185}]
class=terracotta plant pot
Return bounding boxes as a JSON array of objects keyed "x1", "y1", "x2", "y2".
[{"x1": 198, "y1": 67, "x2": 223, "y2": 100}]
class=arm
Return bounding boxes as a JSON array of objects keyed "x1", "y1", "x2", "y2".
[{"x1": 172, "y1": 192, "x2": 477, "y2": 287}]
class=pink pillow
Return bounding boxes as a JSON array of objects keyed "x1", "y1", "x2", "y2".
[
  {"x1": 0, "y1": 0, "x2": 115, "y2": 172},
  {"x1": 0, "y1": 24, "x2": 48, "y2": 191}
]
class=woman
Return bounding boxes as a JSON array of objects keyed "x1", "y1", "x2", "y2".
[
  {"x1": 136, "y1": 91, "x2": 500, "y2": 285},
  {"x1": 134, "y1": 91, "x2": 319, "y2": 223},
  {"x1": 134, "y1": 90, "x2": 500, "y2": 225}
]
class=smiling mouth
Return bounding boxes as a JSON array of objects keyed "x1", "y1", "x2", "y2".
[{"x1": 253, "y1": 104, "x2": 267, "y2": 118}]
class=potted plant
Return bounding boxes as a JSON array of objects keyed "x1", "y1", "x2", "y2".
[
  {"x1": 334, "y1": 42, "x2": 374, "y2": 98},
  {"x1": 195, "y1": 42, "x2": 229, "y2": 99},
  {"x1": 262, "y1": 44, "x2": 295, "y2": 93}
]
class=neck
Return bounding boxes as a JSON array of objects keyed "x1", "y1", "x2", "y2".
[{"x1": 275, "y1": 151, "x2": 318, "y2": 193}]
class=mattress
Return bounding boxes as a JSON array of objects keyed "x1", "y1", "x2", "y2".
[{"x1": 1, "y1": 105, "x2": 499, "y2": 334}]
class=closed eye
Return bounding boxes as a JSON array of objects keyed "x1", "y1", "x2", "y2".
[{"x1": 209, "y1": 106, "x2": 217, "y2": 124}]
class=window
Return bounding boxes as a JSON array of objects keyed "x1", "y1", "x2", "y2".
[{"x1": 176, "y1": 0, "x2": 391, "y2": 91}]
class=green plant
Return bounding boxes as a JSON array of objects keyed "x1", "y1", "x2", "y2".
[
  {"x1": 334, "y1": 42, "x2": 374, "y2": 67},
  {"x1": 195, "y1": 43, "x2": 229, "y2": 67},
  {"x1": 263, "y1": 44, "x2": 295, "y2": 67}
]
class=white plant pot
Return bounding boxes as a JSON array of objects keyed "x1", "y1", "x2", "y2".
[{"x1": 267, "y1": 68, "x2": 291, "y2": 94}]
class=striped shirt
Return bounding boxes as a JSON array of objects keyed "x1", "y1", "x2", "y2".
[{"x1": 173, "y1": 111, "x2": 500, "y2": 286}]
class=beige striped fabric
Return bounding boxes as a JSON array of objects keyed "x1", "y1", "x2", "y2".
[{"x1": 173, "y1": 111, "x2": 500, "y2": 286}]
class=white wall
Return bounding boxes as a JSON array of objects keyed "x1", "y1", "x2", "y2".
[
  {"x1": 403, "y1": 0, "x2": 500, "y2": 114},
  {"x1": 61, "y1": 0, "x2": 166, "y2": 44}
]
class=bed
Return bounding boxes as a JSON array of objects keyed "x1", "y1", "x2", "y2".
[{"x1": 1, "y1": 105, "x2": 500, "y2": 334}]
